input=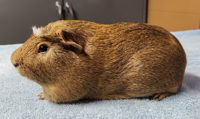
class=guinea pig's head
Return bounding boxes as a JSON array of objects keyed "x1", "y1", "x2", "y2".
[{"x1": 11, "y1": 26, "x2": 87, "y2": 84}]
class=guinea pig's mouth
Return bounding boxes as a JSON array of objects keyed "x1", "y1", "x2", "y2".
[
  {"x1": 12, "y1": 63, "x2": 30, "y2": 77},
  {"x1": 14, "y1": 64, "x2": 26, "y2": 76},
  {"x1": 13, "y1": 62, "x2": 23, "y2": 68},
  {"x1": 14, "y1": 64, "x2": 42, "y2": 82}
]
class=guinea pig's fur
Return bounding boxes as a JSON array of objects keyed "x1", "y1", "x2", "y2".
[{"x1": 11, "y1": 20, "x2": 186, "y2": 103}]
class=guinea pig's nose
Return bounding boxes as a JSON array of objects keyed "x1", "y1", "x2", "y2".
[{"x1": 13, "y1": 63, "x2": 19, "y2": 67}]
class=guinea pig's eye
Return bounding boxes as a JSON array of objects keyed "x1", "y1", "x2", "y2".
[{"x1": 38, "y1": 44, "x2": 49, "y2": 53}]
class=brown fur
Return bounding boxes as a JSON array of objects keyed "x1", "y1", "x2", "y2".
[{"x1": 11, "y1": 20, "x2": 186, "y2": 103}]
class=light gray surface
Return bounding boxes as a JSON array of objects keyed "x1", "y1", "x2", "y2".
[
  {"x1": 0, "y1": 0, "x2": 147, "y2": 44},
  {"x1": 0, "y1": 30, "x2": 200, "y2": 119}
]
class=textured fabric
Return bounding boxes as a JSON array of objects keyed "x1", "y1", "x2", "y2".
[{"x1": 0, "y1": 30, "x2": 200, "y2": 119}]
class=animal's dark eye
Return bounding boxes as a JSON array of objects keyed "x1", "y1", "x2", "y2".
[{"x1": 38, "y1": 44, "x2": 48, "y2": 53}]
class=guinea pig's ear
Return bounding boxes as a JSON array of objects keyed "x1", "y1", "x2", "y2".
[{"x1": 58, "y1": 30, "x2": 85, "y2": 54}]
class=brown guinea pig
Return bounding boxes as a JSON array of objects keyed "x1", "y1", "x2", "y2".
[{"x1": 11, "y1": 20, "x2": 186, "y2": 103}]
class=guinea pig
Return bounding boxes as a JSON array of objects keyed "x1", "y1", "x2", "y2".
[{"x1": 11, "y1": 20, "x2": 186, "y2": 103}]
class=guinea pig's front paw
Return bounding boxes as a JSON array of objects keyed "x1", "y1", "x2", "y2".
[{"x1": 38, "y1": 92, "x2": 46, "y2": 100}]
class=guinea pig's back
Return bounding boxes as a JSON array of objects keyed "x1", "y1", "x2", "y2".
[{"x1": 94, "y1": 23, "x2": 186, "y2": 98}]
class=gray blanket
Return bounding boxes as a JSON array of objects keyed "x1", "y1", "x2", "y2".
[{"x1": 0, "y1": 30, "x2": 200, "y2": 119}]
